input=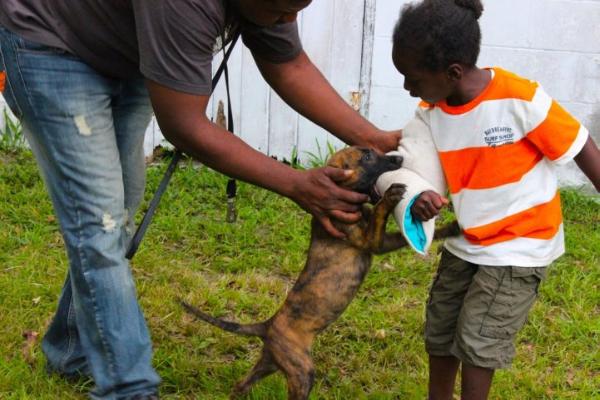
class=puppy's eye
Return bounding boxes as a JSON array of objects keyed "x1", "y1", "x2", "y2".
[{"x1": 362, "y1": 152, "x2": 372, "y2": 162}]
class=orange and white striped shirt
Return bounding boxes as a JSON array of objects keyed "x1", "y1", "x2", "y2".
[{"x1": 419, "y1": 67, "x2": 588, "y2": 267}]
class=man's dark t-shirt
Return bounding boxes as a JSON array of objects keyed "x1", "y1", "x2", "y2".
[{"x1": 0, "y1": 0, "x2": 302, "y2": 95}]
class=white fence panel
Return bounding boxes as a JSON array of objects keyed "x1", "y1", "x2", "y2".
[
  {"x1": 296, "y1": 0, "x2": 365, "y2": 158},
  {"x1": 2, "y1": 0, "x2": 599, "y2": 189}
]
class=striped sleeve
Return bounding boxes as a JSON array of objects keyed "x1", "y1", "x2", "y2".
[{"x1": 526, "y1": 87, "x2": 589, "y2": 165}]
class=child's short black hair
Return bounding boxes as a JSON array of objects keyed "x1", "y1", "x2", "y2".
[{"x1": 392, "y1": 0, "x2": 484, "y2": 71}]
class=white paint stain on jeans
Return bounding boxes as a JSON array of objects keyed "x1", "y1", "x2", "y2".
[
  {"x1": 74, "y1": 115, "x2": 92, "y2": 136},
  {"x1": 102, "y1": 213, "x2": 117, "y2": 232}
]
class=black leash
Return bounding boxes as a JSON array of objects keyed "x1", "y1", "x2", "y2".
[
  {"x1": 223, "y1": 47, "x2": 238, "y2": 223},
  {"x1": 126, "y1": 31, "x2": 241, "y2": 260}
]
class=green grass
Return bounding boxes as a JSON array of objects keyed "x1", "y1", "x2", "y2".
[{"x1": 0, "y1": 149, "x2": 598, "y2": 399}]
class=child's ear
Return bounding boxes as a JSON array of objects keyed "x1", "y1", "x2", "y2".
[{"x1": 446, "y1": 64, "x2": 463, "y2": 81}]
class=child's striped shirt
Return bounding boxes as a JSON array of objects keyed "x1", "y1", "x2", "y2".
[{"x1": 419, "y1": 67, "x2": 588, "y2": 266}]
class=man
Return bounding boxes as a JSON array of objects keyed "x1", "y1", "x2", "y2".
[{"x1": 0, "y1": 1, "x2": 400, "y2": 398}]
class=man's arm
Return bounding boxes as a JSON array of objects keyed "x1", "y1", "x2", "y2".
[
  {"x1": 145, "y1": 80, "x2": 370, "y2": 237},
  {"x1": 254, "y1": 50, "x2": 401, "y2": 153},
  {"x1": 574, "y1": 135, "x2": 600, "y2": 192}
]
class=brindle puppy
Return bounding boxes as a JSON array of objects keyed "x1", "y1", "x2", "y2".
[{"x1": 181, "y1": 146, "x2": 459, "y2": 400}]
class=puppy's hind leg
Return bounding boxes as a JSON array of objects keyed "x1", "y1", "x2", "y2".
[
  {"x1": 230, "y1": 350, "x2": 278, "y2": 399},
  {"x1": 283, "y1": 365, "x2": 315, "y2": 400},
  {"x1": 273, "y1": 350, "x2": 315, "y2": 400}
]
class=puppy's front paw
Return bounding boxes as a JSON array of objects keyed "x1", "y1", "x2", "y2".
[{"x1": 383, "y1": 183, "x2": 406, "y2": 206}]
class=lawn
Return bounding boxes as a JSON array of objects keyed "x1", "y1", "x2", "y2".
[{"x1": 0, "y1": 149, "x2": 598, "y2": 399}]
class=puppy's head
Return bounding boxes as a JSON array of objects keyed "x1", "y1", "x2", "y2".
[{"x1": 327, "y1": 147, "x2": 403, "y2": 197}]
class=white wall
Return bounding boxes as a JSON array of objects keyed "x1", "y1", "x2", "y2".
[
  {"x1": 2, "y1": 0, "x2": 599, "y2": 189},
  {"x1": 369, "y1": 0, "x2": 600, "y2": 190}
]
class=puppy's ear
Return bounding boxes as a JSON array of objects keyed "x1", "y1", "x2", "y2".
[
  {"x1": 327, "y1": 159, "x2": 341, "y2": 168},
  {"x1": 326, "y1": 154, "x2": 344, "y2": 169}
]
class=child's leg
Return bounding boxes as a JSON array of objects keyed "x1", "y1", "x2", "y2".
[
  {"x1": 461, "y1": 363, "x2": 494, "y2": 400},
  {"x1": 452, "y1": 265, "x2": 546, "y2": 399},
  {"x1": 425, "y1": 249, "x2": 478, "y2": 400},
  {"x1": 429, "y1": 355, "x2": 459, "y2": 399}
]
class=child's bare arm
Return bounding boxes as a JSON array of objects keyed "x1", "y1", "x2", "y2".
[{"x1": 574, "y1": 136, "x2": 600, "y2": 192}]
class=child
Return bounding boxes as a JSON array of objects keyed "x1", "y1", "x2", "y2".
[{"x1": 390, "y1": 0, "x2": 600, "y2": 399}]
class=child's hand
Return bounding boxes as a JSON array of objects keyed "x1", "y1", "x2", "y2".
[{"x1": 410, "y1": 190, "x2": 449, "y2": 221}]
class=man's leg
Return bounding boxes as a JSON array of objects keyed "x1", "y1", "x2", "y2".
[
  {"x1": 0, "y1": 28, "x2": 90, "y2": 380},
  {"x1": 0, "y1": 29, "x2": 160, "y2": 398},
  {"x1": 43, "y1": 274, "x2": 90, "y2": 378},
  {"x1": 112, "y1": 76, "x2": 152, "y2": 245}
]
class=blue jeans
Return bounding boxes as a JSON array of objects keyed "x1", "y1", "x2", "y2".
[{"x1": 0, "y1": 28, "x2": 160, "y2": 398}]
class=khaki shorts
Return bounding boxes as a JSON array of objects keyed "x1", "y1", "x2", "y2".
[{"x1": 425, "y1": 248, "x2": 546, "y2": 369}]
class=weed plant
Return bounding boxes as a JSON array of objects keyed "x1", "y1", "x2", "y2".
[{"x1": 0, "y1": 109, "x2": 26, "y2": 153}]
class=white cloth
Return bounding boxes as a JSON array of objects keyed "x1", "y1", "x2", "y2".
[{"x1": 376, "y1": 109, "x2": 447, "y2": 255}]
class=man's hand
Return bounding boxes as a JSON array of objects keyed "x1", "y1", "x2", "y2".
[
  {"x1": 369, "y1": 129, "x2": 402, "y2": 154},
  {"x1": 288, "y1": 167, "x2": 369, "y2": 238},
  {"x1": 255, "y1": 52, "x2": 401, "y2": 154},
  {"x1": 410, "y1": 190, "x2": 449, "y2": 221}
]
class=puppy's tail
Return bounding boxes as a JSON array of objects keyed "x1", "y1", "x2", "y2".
[{"x1": 179, "y1": 300, "x2": 267, "y2": 338}]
